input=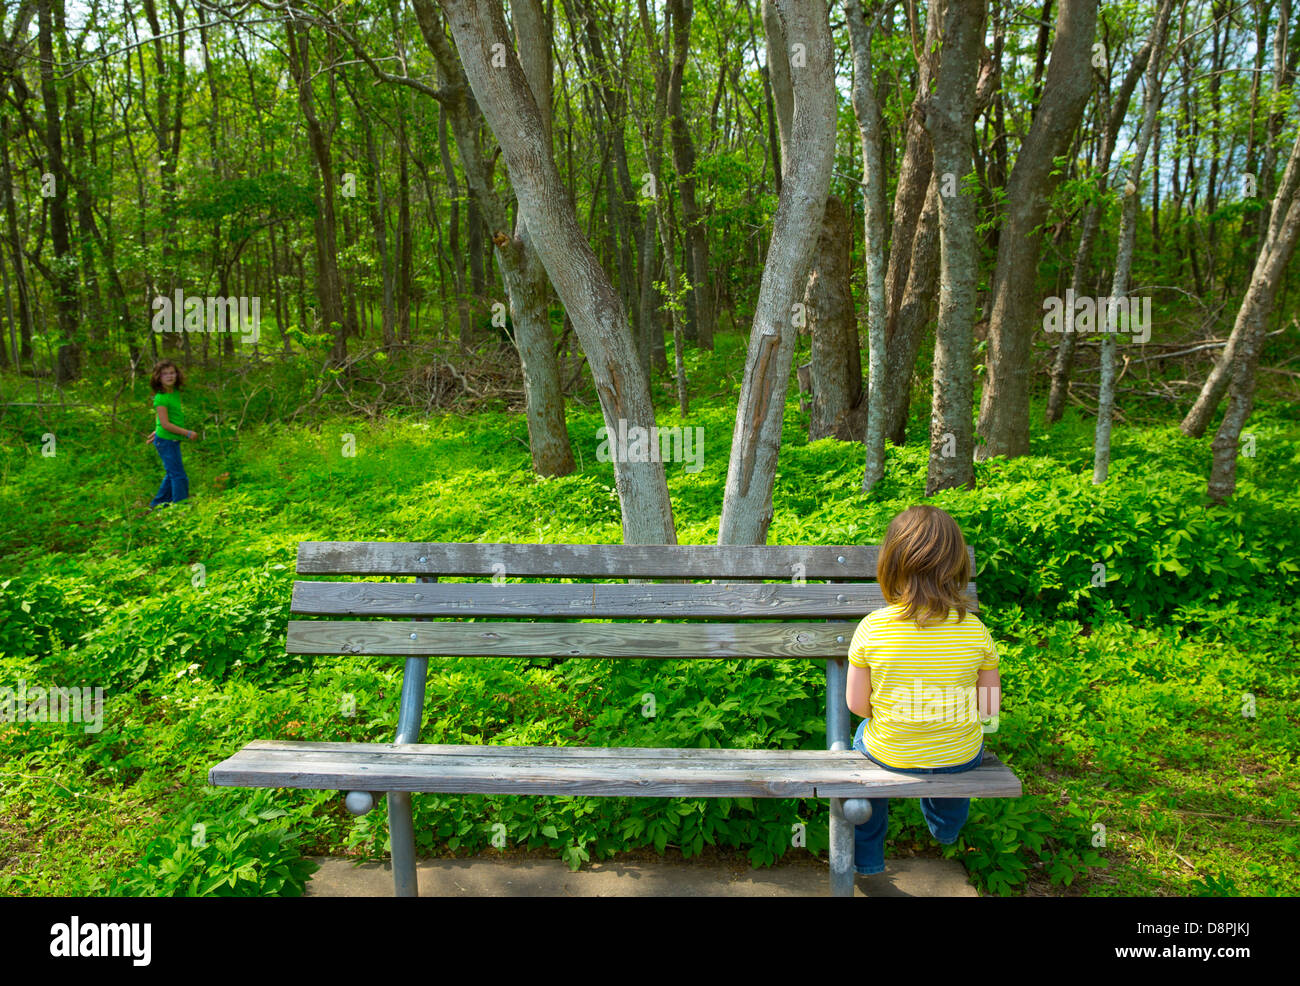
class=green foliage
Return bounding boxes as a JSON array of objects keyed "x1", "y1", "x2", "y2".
[
  {"x1": 1, "y1": 347, "x2": 1297, "y2": 898},
  {"x1": 940, "y1": 797, "x2": 1105, "y2": 896},
  {"x1": 109, "y1": 791, "x2": 318, "y2": 897}
]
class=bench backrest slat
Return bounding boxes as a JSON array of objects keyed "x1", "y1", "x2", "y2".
[
  {"x1": 298, "y1": 542, "x2": 975, "y2": 579},
  {"x1": 291, "y1": 581, "x2": 980, "y2": 618},
  {"x1": 286, "y1": 620, "x2": 860, "y2": 658}
]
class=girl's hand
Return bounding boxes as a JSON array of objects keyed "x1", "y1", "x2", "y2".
[
  {"x1": 145, "y1": 433, "x2": 155, "y2": 445},
  {"x1": 188, "y1": 430, "x2": 198, "y2": 441}
]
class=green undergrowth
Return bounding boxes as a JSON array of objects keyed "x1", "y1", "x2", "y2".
[{"x1": 1, "y1": 343, "x2": 1297, "y2": 896}]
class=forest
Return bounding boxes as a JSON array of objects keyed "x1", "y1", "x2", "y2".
[{"x1": 0, "y1": 0, "x2": 1297, "y2": 899}]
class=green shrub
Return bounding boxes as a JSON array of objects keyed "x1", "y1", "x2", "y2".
[{"x1": 109, "y1": 791, "x2": 318, "y2": 897}]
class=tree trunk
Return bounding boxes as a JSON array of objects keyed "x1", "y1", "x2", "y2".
[
  {"x1": 0, "y1": 112, "x2": 33, "y2": 363},
  {"x1": 1185, "y1": 0, "x2": 1292, "y2": 435},
  {"x1": 1045, "y1": 37, "x2": 1152, "y2": 425},
  {"x1": 806, "y1": 195, "x2": 861, "y2": 440},
  {"x1": 638, "y1": 9, "x2": 690, "y2": 416},
  {"x1": 396, "y1": 114, "x2": 414, "y2": 346},
  {"x1": 718, "y1": 0, "x2": 836, "y2": 545},
  {"x1": 434, "y1": 0, "x2": 673, "y2": 539},
  {"x1": 363, "y1": 118, "x2": 397, "y2": 350},
  {"x1": 1093, "y1": 0, "x2": 1173, "y2": 484},
  {"x1": 925, "y1": 0, "x2": 987, "y2": 494},
  {"x1": 667, "y1": 0, "x2": 712, "y2": 349},
  {"x1": 883, "y1": 0, "x2": 940, "y2": 352},
  {"x1": 1254, "y1": 0, "x2": 1291, "y2": 254},
  {"x1": 1207, "y1": 128, "x2": 1300, "y2": 500},
  {"x1": 880, "y1": 174, "x2": 940, "y2": 444},
  {"x1": 417, "y1": 0, "x2": 575, "y2": 477},
  {"x1": 847, "y1": 0, "x2": 894, "y2": 489},
  {"x1": 976, "y1": 0, "x2": 1098, "y2": 460},
  {"x1": 438, "y1": 102, "x2": 475, "y2": 349},
  {"x1": 37, "y1": 0, "x2": 79, "y2": 383},
  {"x1": 286, "y1": 17, "x2": 348, "y2": 363}
]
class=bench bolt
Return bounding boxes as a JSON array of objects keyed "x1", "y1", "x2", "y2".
[
  {"x1": 344, "y1": 790, "x2": 376, "y2": 815},
  {"x1": 842, "y1": 799, "x2": 873, "y2": 825}
]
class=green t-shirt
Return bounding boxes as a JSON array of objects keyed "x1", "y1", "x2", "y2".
[{"x1": 153, "y1": 390, "x2": 185, "y2": 440}]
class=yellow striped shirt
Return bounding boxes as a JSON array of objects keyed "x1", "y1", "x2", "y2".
[{"x1": 847, "y1": 603, "x2": 999, "y2": 768}]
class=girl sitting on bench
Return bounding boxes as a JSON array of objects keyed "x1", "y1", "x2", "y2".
[{"x1": 846, "y1": 504, "x2": 1001, "y2": 876}]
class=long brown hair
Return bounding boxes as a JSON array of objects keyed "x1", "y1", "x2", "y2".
[
  {"x1": 877, "y1": 504, "x2": 975, "y2": 629},
  {"x1": 149, "y1": 360, "x2": 185, "y2": 393}
]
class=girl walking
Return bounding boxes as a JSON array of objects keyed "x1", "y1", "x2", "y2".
[
  {"x1": 145, "y1": 360, "x2": 198, "y2": 509},
  {"x1": 846, "y1": 504, "x2": 1002, "y2": 876}
]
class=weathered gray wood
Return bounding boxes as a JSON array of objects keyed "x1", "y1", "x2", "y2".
[
  {"x1": 297, "y1": 541, "x2": 973, "y2": 579},
  {"x1": 230, "y1": 739, "x2": 888, "y2": 760},
  {"x1": 210, "y1": 741, "x2": 1022, "y2": 798},
  {"x1": 286, "y1": 620, "x2": 860, "y2": 657},
  {"x1": 292, "y1": 580, "x2": 981, "y2": 617}
]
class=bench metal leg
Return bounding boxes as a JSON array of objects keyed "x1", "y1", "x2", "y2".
[
  {"x1": 390, "y1": 651, "x2": 429, "y2": 897},
  {"x1": 826, "y1": 656, "x2": 854, "y2": 897},
  {"x1": 829, "y1": 798, "x2": 855, "y2": 897},
  {"x1": 389, "y1": 791, "x2": 419, "y2": 897}
]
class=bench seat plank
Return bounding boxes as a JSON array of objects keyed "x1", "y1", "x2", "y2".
[
  {"x1": 292, "y1": 581, "x2": 979, "y2": 618},
  {"x1": 210, "y1": 740, "x2": 1022, "y2": 799},
  {"x1": 286, "y1": 620, "x2": 860, "y2": 658}
]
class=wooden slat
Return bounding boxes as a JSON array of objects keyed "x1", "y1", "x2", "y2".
[
  {"x1": 286, "y1": 620, "x2": 859, "y2": 658},
  {"x1": 209, "y1": 740, "x2": 1023, "y2": 798},
  {"x1": 297, "y1": 541, "x2": 975, "y2": 579},
  {"x1": 291, "y1": 581, "x2": 981, "y2": 617}
]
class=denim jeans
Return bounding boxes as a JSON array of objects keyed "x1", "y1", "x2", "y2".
[
  {"x1": 852, "y1": 717, "x2": 984, "y2": 875},
  {"x1": 151, "y1": 436, "x2": 189, "y2": 506}
]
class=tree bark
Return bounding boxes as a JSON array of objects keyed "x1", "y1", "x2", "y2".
[
  {"x1": 666, "y1": 0, "x2": 712, "y2": 349},
  {"x1": 883, "y1": 0, "x2": 940, "y2": 352},
  {"x1": 846, "y1": 0, "x2": 892, "y2": 489},
  {"x1": 1093, "y1": 0, "x2": 1173, "y2": 484},
  {"x1": 507, "y1": 0, "x2": 577, "y2": 477},
  {"x1": 880, "y1": 174, "x2": 940, "y2": 444},
  {"x1": 1184, "y1": 0, "x2": 1292, "y2": 435},
  {"x1": 1254, "y1": 0, "x2": 1291, "y2": 254},
  {"x1": 925, "y1": 0, "x2": 987, "y2": 494},
  {"x1": 1045, "y1": 37, "x2": 1152, "y2": 425},
  {"x1": 637, "y1": 4, "x2": 690, "y2": 415},
  {"x1": 1208, "y1": 127, "x2": 1300, "y2": 500},
  {"x1": 417, "y1": 0, "x2": 575, "y2": 478},
  {"x1": 718, "y1": 0, "x2": 836, "y2": 545},
  {"x1": 37, "y1": 0, "x2": 79, "y2": 383},
  {"x1": 434, "y1": 0, "x2": 674, "y2": 539},
  {"x1": 362, "y1": 117, "x2": 397, "y2": 350},
  {"x1": 286, "y1": 17, "x2": 349, "y2": 363},
  {"x1": 437, "y1": 102, "x2": 475, "y2": 349},
  {"x1": 0, "y1": 110, "x2": 33, "y2": 364},
  {"x1": 976, "y1": 0, "x2": 1098, "y2": 460},
  {"x1": 806, "y1": 195, "x2": 861, "y2": 440}
]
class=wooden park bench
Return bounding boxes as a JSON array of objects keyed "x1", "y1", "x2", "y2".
[{"x1": 209, "y1": 542, "x2": 1021, "y2": 897}]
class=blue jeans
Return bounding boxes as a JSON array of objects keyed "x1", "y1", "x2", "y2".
[
  {"x1": 151, "y1": 436, "x2": 189, "y2": 506},
  {"x1": 851, "y1": 718, "x2": 984, "y2": 875}
]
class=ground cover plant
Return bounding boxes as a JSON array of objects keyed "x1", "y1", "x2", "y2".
[{"x1": 2, "y1": 339, "x2": 1296, "y2": 897}]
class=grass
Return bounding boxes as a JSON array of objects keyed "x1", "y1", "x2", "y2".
[{"x1": 0, "y1": 333, "x2": 1297, "y2": 896}]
